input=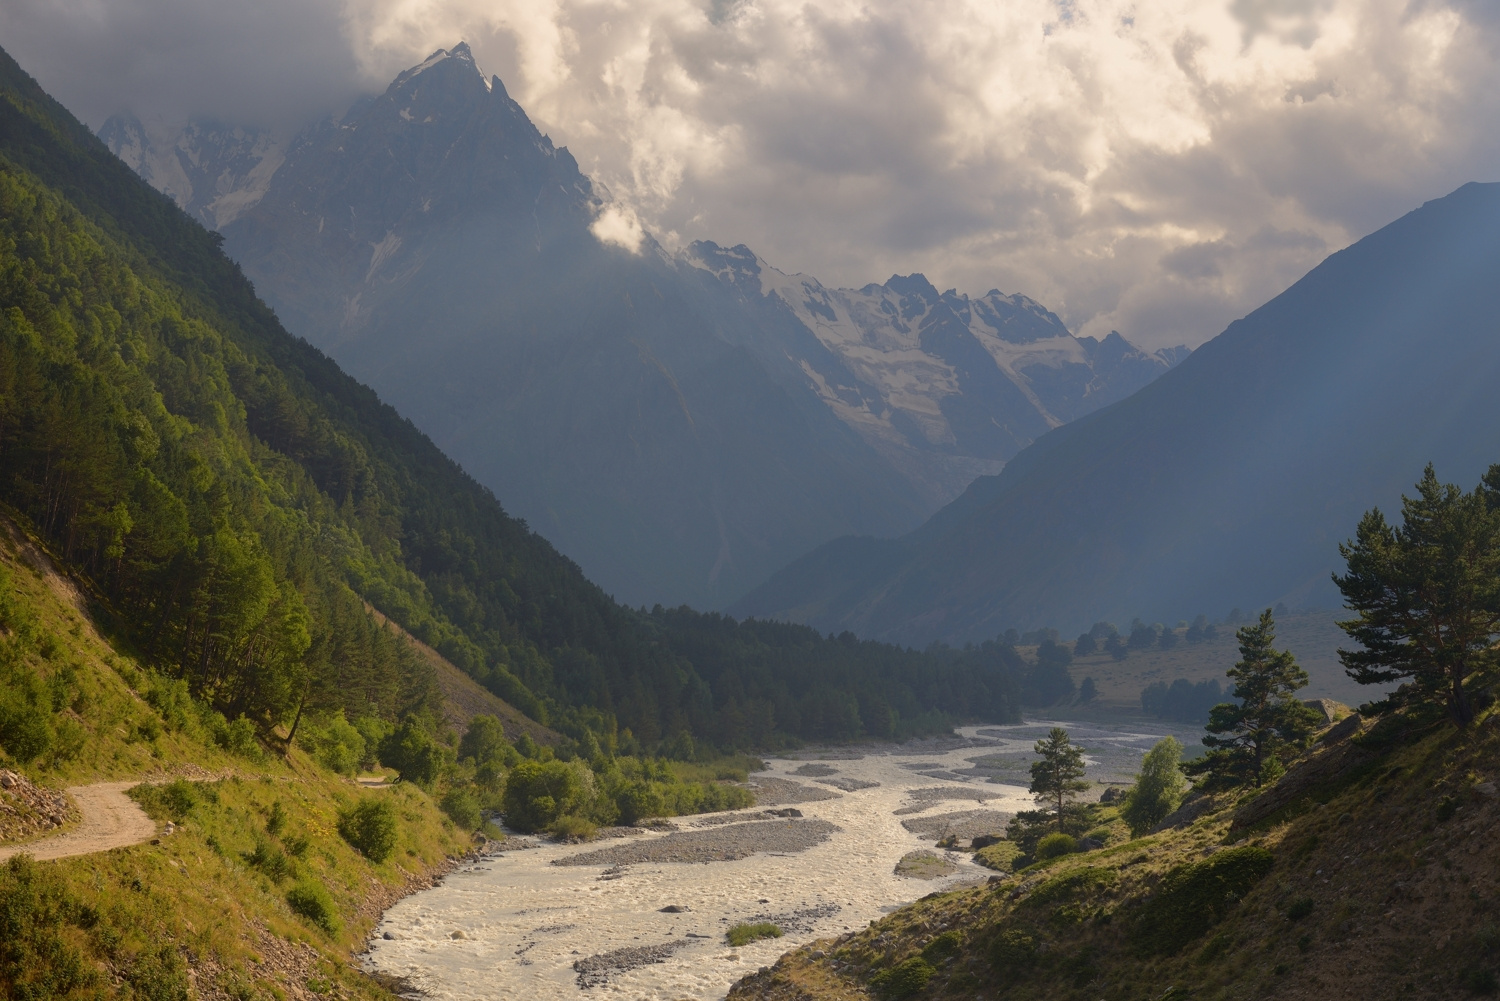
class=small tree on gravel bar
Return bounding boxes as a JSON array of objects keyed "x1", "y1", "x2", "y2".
[{"x1": 1029, "y1": 727, "x2": 1089, "y2": 832}]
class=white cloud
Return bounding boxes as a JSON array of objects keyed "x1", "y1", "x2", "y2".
[
  {"x1": 4, "y1": 0, "x2": 1497, "y2": 348},
  {"x1": 590, "y1": 202, "x2": 647, "y2": 252}
]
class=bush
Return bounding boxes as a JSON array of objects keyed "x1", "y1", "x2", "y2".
[
  {"x1": 922, "y1": 931, "x2": 962, "y2": 962},
  {"x1": 871, "y1": 957, "x2": 935, "y2": 998},
  {"x1": 1134, "y1": 846, "x2": 1275, "y2": 955},
  {"x1": 213, "y1": 715, "x2": 261, "y2": 759},
  {"x1": 549, "y1": 814, "x2": 597, "y2": 841},
  {"x1": 286, "y1": 880, "x2": 341, "y2": 935},
  {"x1": 502, "y1": 759, "x2": 598, "y2": 832},
  {"x1": 379, "y1": 720, "x2": 450, "y2": 788},
  {"x1": 297, "y1": 711, "x2": 367, "y2": 776},
  {"x1": 440, "y1": 788, "x2": 482, "y2": 831},
  {"x1": 337, "y1": 798, "x2": 398, "y2": 863},
  {"x1": 974, "y1": 841, "x2": 1021, "y2": 871},
  {"x1": 1286, "y1": 897, "x2": 1314, "y2": 921},
  {"x1": 0, "y1": 854, "x2": 101, "y2": 998},
  {"x1": 726, "y1": 921, "x2": 783, "y2": 947},
  {"x1": 459, "y1": 715, "x2": 509, "y2": 765},
  {"x1": 242, "y1": 838, "x2": 294, "y2": 882},
  {"x1": 989, "y1": 929, "x2": 1038, "y2": 975},
  {"x1": 126, "y1": 944, "x2": 189, "y2": 1001},
  {"x1": 132, "y1": 779, "x2": 215, "y2": 822},
  {"x1": 0, "y1": 664, "x2": 53, "y2": 763},
  {"x1": 1035, "y1": 832, "x2": 1078, "y2": 861}
]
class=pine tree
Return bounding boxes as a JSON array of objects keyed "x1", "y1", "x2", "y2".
[
  {"x1": 1029, "y1": 727, "x2": 1089, "y2": 832},
  {"x1": 1334, "y1": 465, "x2": 1500, "y2": 726},
  {"x1": 1186, "y1": 610, "x2": 1319, "y2": 788}
]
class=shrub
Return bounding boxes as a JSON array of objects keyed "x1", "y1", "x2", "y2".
[
  {"x1": 922, "y1": 931, "x2": 962, "y2": 962},
  {"x1": 337, "y1": 798, "x2": 398, "y2": 863},
  {"x1": 549, "y1": 814, "x2": 598, "y2": 841},
  {"x1": 726, "y1": 921, "x2": 783, "y2": 947},
  {"x1": 440, "y1": 788, "x2": 482, "y2": 831},
  {"x1": 502, "y1": 759, "x2": 597, "y2": 832},
  {"x1": 1028, "y1": 867, "x2": 1117, "y2": 907},
  {"x1": 1035, "y1": 832, "x2": 1077, "y2": 861},
  {"x1": 286, "y1": 880, "x2": 341, "y2": 935},
  {"x1": 266, "y1": 800, "x2": 287, "y2": 837},
  {"x1": 297, "y1": 711, "x2": 367, "y2": 776},
  {"x1": 132, "y1": 779, "x2": 212, "y2": 822},
  {"x1": 379, "y1": 720, "x2": 450, "y2": 788},
  {"x1": 0, "y1": 855, "x2": 101, "y2": 998},
  {"x1": 214, "y1": 715, "x2": 261, "y2": 759},
  {"x1": 126, "y1": 944, "x2": 189, "y2": 1001},
  {"x1": 989, "y1": 929, "x2": 1038, "y2": 975},
  {"x1": 870, "y1": 957, "x2": 935, "y2": 998},
  {"x1": 1134, "y1": 846, "x2": 1275, "y2": 955},
  {"x1": 459, "y1": 715, "x2": 509, "y2": 765},
  {"x1": 242, "y1": 838, "x2": 294, "y2": 882},
  {"x1": 1286, "y1": 897, "x2": 1314, "y2": 921},
  {"x1": 0, "y1": 664, "x2": 53, "y2": 763}
]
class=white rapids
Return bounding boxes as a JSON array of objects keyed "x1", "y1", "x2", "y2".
[{"x1": 362, "y1": 719, "x2": 1197, "y2": 1000}]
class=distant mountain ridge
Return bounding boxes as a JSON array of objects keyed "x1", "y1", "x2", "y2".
[
  {"x1": 732, "y1": 182, "x2": 1500, "y2": 642},
  {"x1": 100, "y1": 43, "x2": 1185, "y2": 609}
]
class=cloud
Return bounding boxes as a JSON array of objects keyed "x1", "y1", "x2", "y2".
[{"x1": 4, "y1": 0, "x2": 1498, "y2": 349}]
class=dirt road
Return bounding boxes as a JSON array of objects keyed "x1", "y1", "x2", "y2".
[{"x1": 0, "y1": 782, "x2": 156, "y2": 863}]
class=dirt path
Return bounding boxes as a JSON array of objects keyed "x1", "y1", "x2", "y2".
[{"x1": 0, "y1": 782, "x2": 156, "y2": 863}]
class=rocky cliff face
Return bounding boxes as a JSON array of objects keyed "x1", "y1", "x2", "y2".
[{"x1": 101, "y1": 44, "x2": 1182, "y2": 610}]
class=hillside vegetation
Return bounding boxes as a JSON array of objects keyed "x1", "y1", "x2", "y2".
[
  {"x1": 0, "y1": 40, "x2": 1025, "y2": 765},
  {"x1": 730, "y1": 690, "x2": 1500, "y2": 1001}
]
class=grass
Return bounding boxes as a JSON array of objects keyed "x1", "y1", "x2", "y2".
[
  {"x1": 727, "y1": 921, "x2": 784, "y2": 947},
  {"x1": 0, "y1": 528, "x2": 473, "y2": 1001},
  {"x1": 733, "y1": 690, "x2": 1500, "y2": 1001}
]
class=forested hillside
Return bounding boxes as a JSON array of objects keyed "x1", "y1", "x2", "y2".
[{"x1": 0, "y1": 44, "x2": 1024, "y2": 755}]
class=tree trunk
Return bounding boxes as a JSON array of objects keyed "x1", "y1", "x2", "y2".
[{"x1": 1450, "y1": 667, "x2": 1474, "y2": 726}]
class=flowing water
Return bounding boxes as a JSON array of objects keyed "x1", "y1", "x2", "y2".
[{"x1": 363, "y1": 719, "x2": 1198, "y2": 1000}]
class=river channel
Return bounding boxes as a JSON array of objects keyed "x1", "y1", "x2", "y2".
[{"x1": 362, "y1": 718, "x2": 1199, "y2": 1000}]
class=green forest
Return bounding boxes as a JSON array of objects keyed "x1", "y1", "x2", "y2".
[{"x1": 0, "y1": 46, "x2": 1034, "y2": 764}]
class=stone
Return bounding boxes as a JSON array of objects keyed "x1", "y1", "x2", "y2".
[{"x1": 659, "y1": 905, "x2": 690, "y2": 913}]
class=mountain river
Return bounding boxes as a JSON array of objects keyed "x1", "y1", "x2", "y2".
[{"x1": 362, "y1": 719, "x2": 1199, "y2": 1000}]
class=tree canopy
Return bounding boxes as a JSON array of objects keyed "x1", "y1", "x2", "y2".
[
  {"x1": 1334, "y1": 464, "x2": 1500, "y2": 726},
  {"x1": 1029, "y1": 727, "x2": 1089, "y2": 831},
  {"x1": 1185, "y1": 610, "x2": 1318, "y2": 789}
]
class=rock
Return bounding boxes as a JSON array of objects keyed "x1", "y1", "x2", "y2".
[
  {"x1": 659, "y1": 905, "x2": 690, "y2": 913},
  {"x1": 0, "y1": 773, "x2": 15, "y2": 789},
  {"x1": 766, "y1": 808, "x2": 803, "y2": 818},
  {"x1": 810, "y1": 950, "x2": 827, "y2": 959},
  {"x1": 450, "y1": 930, "x2": 467, "y2": 939},
  {"x1": 383, "y1": 931, "x2": 397, "y2": 940},
  {"x1": 1304, "y1": 698, "x2": 1352, "y2": 727},
  {"x1": 1476, "y1": 782, "x2": 1497, "y2": 797},
  {"x1": 1099, "y1": 786, "x2": 1126, "y2": 804},
  {"x1": 971, "y1": 834, "x2": 1004, "y2": 850},
  {"x1": 1077, "y1": 837, "x2": 1104, "y2": 851}
]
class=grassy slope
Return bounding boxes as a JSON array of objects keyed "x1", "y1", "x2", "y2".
[
  {"x1": 730, "y1": 702, "x2": 1500, "y2": 1001},
  {"x1": 0, "y1": 522, "x2": 474, "y2": 1001},
  {"x1": 1051, "y1": 611, "x2": 1362, "y2": 718}
]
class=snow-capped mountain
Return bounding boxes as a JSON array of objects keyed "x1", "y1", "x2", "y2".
[
  {"x1": 99, "y1": 43, "x2": 1185, "y2": 610},
  {"x1": 677, "y1": 242, "x2": 1181, "y2": 505}
]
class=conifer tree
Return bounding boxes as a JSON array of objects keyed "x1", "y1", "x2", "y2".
[
  {"x1": 1029, "y1": 727, "x2": 1089, "y2": 831},
  {"x1": 1186, "y1": 610, "x2": 1319, "y2": 788},
  {"x1": 1334, "y1": 465, "x2": 1500, "y2": 726}
]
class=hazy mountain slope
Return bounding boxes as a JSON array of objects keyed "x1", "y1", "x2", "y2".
[
  {"x1": 676, "y1": 242, "x2": 1181, "y2": 507},
  {"x1": 105, "y1": 45, "x2": 1182, "y2": 609},
  {"x1": 733, "y1": 182, "x2": 1500, "y2": 641},
  {"x1": 211, "y1": 44, "x2": 928, "y2": 609},
  {"x1": 0, "y1": 41, "x2": 1027, "y2": 751}
]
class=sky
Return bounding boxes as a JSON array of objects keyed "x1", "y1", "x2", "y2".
[{"x1": 4, "y1": 0, "x2": 1498, "y2": 350}]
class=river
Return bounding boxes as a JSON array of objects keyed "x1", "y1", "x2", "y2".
[{"x1": 362, "y1": 718, "x2": 1200, "y2": 1000}]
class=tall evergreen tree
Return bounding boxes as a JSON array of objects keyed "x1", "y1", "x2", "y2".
[
  {"x1": 1186, "y1": 610, "x2": 1319, "y2": 788},
  {"x1": 1334, "y1": 465, "x2": 1500, "y2": 726},
  {"x1": 1029, "y1": 727, "x2": 1089, "y2": 832}
]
